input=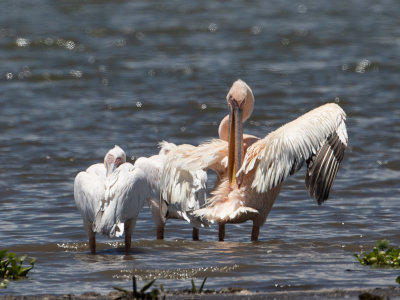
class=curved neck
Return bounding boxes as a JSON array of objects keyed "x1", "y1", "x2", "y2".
[{"x1": 218, "y1": 115, "x2": 230, "y2": 141}]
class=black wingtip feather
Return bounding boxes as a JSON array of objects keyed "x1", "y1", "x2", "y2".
[{"x1": 306, "y1": 132, "x2": 346, "y2": 204}]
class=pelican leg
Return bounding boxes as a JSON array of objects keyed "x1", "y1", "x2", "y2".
[
  {"x1": 192, "y1": 227, "x2": 199, "y2": 241},
  {"x1": 218, "y1": 223, "x2": 225, "y2": 241},
  {"x1": 88, "y1": 228, "x2": 96, "y2": 255},
  {"x1": 84, "y1": 221, "x2": 96, "y2": 254},
  {"x1": 251, "y1": 223, "x2": 260, "y2": 242},
  {"x1": 124, "y1": 220, "x2": 133, "y2": 255},
  {"x1": 156, "y1": 225, "x2": 165, "y2": 240}
]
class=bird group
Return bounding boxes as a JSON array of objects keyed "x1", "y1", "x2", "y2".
[{"x1": 74, "y1": 79, "x2": 348, "y2": 254}]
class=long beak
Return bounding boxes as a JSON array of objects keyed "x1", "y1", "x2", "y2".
[
  {"x1": 106, "y1": 162, "x2": 116, "y2": 177},
  {"x1": 227, "y1": 105, "x2": 243, "y2": 187}
]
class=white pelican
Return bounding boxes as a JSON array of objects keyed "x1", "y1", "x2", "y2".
[
  {"x1": 161, "y1": 79, "x2": 348, "y2": 241},
  {"x1": 135, "y1": 141, "x2": 208, "y2": 240},
  {"x1": 74, "y1": 145, "x2": 147, "y2": 254}
]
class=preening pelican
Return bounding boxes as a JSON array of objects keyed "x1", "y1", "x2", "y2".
[
  {"x1": 161, "y1": 79, "x2": 348, "y2": 241},
  {"x1": 135, "y1": 141, "x2": 208, "y2": 240},
  {"x1": 74, "y1": 145, "x2": 147, "y2": 254}
]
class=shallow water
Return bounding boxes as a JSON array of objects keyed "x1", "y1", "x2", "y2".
[{"x1": 1, "y1": 0, "x2": 400, "y2": 296}]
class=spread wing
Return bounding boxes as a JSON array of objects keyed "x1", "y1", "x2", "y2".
[
  {"x1": 238, "y1": 103, "x2": 348, "y2": 204},
  {"x1": 73, "y1": 163, "x2": 105, "y2": 224}
]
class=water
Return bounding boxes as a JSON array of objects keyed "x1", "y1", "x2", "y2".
[{"x1": 1, "y1": 0, "x2": 400, "y2": 296}]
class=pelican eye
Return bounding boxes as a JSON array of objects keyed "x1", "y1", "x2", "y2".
[{"x1": 228, "y1": 96, "x2": 242, "y2": 109}]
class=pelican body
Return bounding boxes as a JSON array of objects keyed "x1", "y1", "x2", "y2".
[
  {"x1": 74, "y1": 145, "x2": 147, "y2": 254},
  {"x1": 135, "y1": 141, "x2": 208, "y2": 240},
  {"x1": 162, "y1": 80, "x2": 348, "y2": 241}
]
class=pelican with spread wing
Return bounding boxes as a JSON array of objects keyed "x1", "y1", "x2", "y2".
[
  {"x1": 135, "y1": 141, "x2": 208, "y2": 240},
  {"x1": 74, "y1": 145, "x2": 147, "y2": 254},
  {"x1": 161, "y1": 79, "x2": 348, "y2": 241}
]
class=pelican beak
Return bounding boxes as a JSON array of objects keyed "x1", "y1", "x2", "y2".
[
  {"x1": 105, "y1": 162, "x2": 116, "y2": 177},
  {"x1": 227, "y1": 100, "x2": 244, "y2": 187}
]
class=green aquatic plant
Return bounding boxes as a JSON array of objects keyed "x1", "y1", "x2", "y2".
[
  {"x1": 0, "y1": 249, "x2": 36, "y2": 288},
  {"x1": 355, "y1": 240, "x2": 400, "y2": 286},
  {"x1": 354, "y1": 240, "x2": 400, "y2": 267},
  {"x1": 191, "y1": 277, "x2": 207, "y2": 293},
  {"x1": 113, "y1": 276, "x2": 208, "y2": 299},
  {"x1": 113, "y1": 276, "x2": 161, "y2": 299}
]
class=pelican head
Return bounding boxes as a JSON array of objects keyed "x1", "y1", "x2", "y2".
[
  {"x1": 158, "y1": 141, "x2": 177, "y2": 156},
  {"x1": 226, "y1": 79, "x2": 254, "y2": 187},
  {"x1": 104, "y1": 145, "x2": 126, "y2": 177},
  {"x1": 226, "y1": 79, "x2": 254, "y2": 121}
]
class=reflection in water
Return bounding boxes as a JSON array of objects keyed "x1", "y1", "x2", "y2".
[{"x1": 113, "y1": 265, "x2": 241, "y2": 281}]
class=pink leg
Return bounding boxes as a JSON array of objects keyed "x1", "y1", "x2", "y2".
[
  {"x1": 218, "y1": 223, "x2": 225, "y2": 241},
  {"x1": 192, "y1": 227, "x2": 199, "y2": 241}
]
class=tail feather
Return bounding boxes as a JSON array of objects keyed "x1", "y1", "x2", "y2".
[
  {"x1": 110, "y1": 222, "x2": 124, "y2": 238},
  {"x1": 184, "y1": 211, "x2": 210, "y2": 228},
  {"x1": 166, "y1": 203, "x2": 211, "y2": 228},
  {"x1": 92, "y1": 208, "x2": 124, "y2": 238},
  {"x1": 193, "y1": 204, "x2": 258, "y2": 224}
]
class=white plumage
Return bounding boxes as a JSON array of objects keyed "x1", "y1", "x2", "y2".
[
  {"x1": 239, "y1": 102, "x2": 348, "y2": 199},
  {"x1": 134, "y1": 141, "x2": 208, "y2": 240},
  {"x1": 74, "y1": 145, "x2": 147, "y2": 254},
  {"x1": 161, "y1": 79, "x2": 348, "y2": 241}
]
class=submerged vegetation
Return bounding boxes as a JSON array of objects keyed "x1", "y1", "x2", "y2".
[{"x1": 0, "y1": 250, "x2": 36, "y2": 288}]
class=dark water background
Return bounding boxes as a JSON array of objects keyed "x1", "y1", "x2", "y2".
[{"x1": 1, "y1": 0, "x2": 400, "y2": 296}]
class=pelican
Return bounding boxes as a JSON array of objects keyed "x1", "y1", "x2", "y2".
[
  {"x1": 161, "y1": 79, "x2": 348, "y2": 241},
  {"x1": 135, "y1": 141, "x2": 208, "y2": 240},
  {"x1": 74, "y1": 145, "x2": 147, "y2": 254}
]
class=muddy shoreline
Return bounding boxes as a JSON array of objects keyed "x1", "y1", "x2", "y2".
[{"x1": 1, "y1": 287, "x2": 400, "y2": 300}]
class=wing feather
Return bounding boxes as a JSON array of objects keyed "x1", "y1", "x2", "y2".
[
  {"x1": 238, "y1": 103, "x2": 348, "y2": 203},
  {"x1": 134, "y1": 153, "x2": 167, "y2": 227},
  {"x1": 96, "y1": 163, "x2": 148, "y2": 237},
  {"x1": 160, "y1": 140, "x2": 226, "y2": 227},
  {"x1": 73, "y1": 163, "x2": 105, "y2": 224},
  {"x1": 161, "y1": 139, "x2": 227, "y2": 205}
]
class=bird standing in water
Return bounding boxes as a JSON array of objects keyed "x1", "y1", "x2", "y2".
[
  {"x1": 134, "y1": 141, "x2": 208, "y2": 240},
  {"x1": 74, "y1": 145, "x2": 147, "y2": 254},
  {"x1": 161, "y1": 79, "x2": 348, "y2": 241}
]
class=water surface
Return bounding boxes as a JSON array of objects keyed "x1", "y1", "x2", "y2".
[{"x1": 1, "y1": 0, "x2": 400, "y2": 296}]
